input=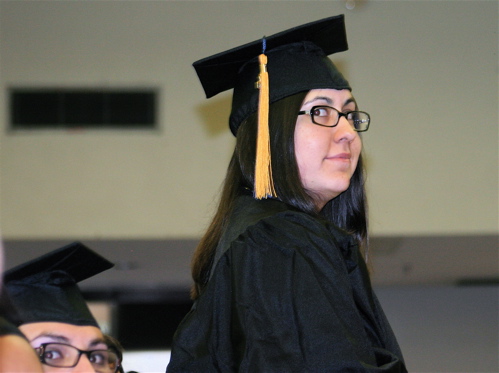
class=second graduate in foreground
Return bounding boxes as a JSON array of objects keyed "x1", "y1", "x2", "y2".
[
  {"x1": 167, "y1": 15, "x2": 407, "y2": 372},
  {"x1": 4, "y1": 242, "x2": 121, "y2": 373}
]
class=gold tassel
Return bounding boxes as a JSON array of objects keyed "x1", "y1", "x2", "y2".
[{"x1": 254, "y1": 53, "x2": 277, "y2": 199}]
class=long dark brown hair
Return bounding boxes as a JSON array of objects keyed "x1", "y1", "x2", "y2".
[{"x1": 191, "y1": 91, "x2": 368, "y2": 299}]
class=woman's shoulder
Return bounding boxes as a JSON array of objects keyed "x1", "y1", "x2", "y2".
[
  {"x1": 238, "y1": 194, "x2": 349, "y2": 233},
  {"x1": 229, "y1": 195, "x2": 321, "y2": 234},
  {"x1": 222, "y1": 195, "x2": 353, "y2": 256},
  {"x1": 209, "y1": 196, "x2": 361, "y2": 286}
]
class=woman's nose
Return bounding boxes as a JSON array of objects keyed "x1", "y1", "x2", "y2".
[{"x1": 334, "y1": 116, "x2": 357, "y2": 142}]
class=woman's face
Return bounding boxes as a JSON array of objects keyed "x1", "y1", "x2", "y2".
[
  {"x1": 294, "y1": 88, "x2": 362, "y2": 210},
  {"x1": 20, "y1": 322, "x2": 107, "y2": 373}
]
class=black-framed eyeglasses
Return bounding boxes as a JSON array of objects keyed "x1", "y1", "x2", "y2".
[
  {"x1": 35, "y1": 343, "x2": 121, "y2": 373},
  {"x1": 298, "y1": 105, "x2": 370, "y2": 132}
]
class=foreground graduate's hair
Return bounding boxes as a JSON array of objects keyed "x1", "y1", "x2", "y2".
[
  {"x1": 104, "y1": 334, "x2": 125, "y2": 373},
  {"x1": 190, "y1": 92, "x2": 368, "y2": 299}
]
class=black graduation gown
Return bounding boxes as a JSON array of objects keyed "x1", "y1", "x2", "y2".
[{"x1": 167, "y1": 195, "x2": 407, "y2": 372}]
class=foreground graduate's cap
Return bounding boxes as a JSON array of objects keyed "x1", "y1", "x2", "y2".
[
  {"x1": 193, "y1": 15, "x2": 350, "y2": 199},
  {"x1": 3, "y1": 242, "x2": 113, "y2": 327}
]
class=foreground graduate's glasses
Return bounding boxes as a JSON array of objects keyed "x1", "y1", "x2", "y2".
[
  {"x1": 298, "y1": 105, "x2": 370, "y2": 132},
  {"x1": 35, "y1": 343, "x2": 121, "y2": 373}
]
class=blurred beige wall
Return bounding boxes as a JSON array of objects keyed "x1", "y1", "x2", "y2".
[{"x1": 1, "y1": 0, "x2": 497, "y2": 239}]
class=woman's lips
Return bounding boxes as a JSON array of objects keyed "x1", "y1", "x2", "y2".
[{"x1": 328, "y1": 153, "x2": 351, "y2": 160}]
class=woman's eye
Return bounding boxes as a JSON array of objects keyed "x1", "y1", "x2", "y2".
[
  {"x1": 312, "y1": 107, "x2": 329, "y2": 117},
  {"x1": 44, "y1": 350, "x2": 63, "y2": 361},
  {"x1": 89, "y1": 351, "x2": 108, "y2": 365}
]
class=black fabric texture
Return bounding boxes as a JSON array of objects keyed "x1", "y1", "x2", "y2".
[
  {"x1": 3, "y1": 242, "x2": 113, "y2": 327},
  {"x1": 167, "y1": 196, "x2": 407, "y2": 372}
]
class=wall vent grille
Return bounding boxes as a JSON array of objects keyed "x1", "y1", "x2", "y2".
[{"x1": 10, "y1": 88, "x2": 156, "y2": 130}]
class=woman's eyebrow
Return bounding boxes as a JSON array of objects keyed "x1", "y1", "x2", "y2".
[
  {"x1": 303, "y1": 96, "x2": 357, "y2": 108},
  {"x1": 90, "y1": 338, "x2": 107, "y2": 348},
  {"x1": 31, "y1": 333, "x2": 70, "y2": 344},
  {"x1": 343, "y1": 97, "x2": 358, "y2": 109},
  {"x1": 302, "y1": 96, "x2": 333, "y2": 106}
]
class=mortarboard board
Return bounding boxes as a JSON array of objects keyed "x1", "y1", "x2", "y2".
[
  {"x1": 193, "y1": 15, "x2": 351, "y2": 199},
  {"x1": 3, "y1": 242, "x2": 113, "y2": 327}
]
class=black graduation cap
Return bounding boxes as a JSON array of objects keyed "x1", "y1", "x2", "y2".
[
  {"x1": 3, "y1": 242, "x2": 113, "y2": 327},
  {"x1": 193, "y1": 15, "x2": 351, "y2": 199},
  {"x1": 193, "y1": 14, "x2": 351, "y2": 136}
]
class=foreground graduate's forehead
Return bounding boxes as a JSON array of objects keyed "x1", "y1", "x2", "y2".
[
  {"x1": 21, "y1": 323, "x2": 106, "y2": 347},
  {"x1": 302, "y1": 89, "x2": 355, "y2": 106}
]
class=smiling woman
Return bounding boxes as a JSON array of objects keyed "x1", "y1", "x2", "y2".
[
  {"x1": 167, "y1": 15, "x2": 407, "y2": 372},
  {"x1": 294, "y1": 88, "x2": 363, "y2": 210}
]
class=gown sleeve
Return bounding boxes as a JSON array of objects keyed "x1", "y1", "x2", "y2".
[{"x1": 167, "y1": 210, "x2": 407, "y2": 372}]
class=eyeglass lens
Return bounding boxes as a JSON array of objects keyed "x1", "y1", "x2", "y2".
[
  {"x1": 310, "y1": 106, "x2": 369, "y2": 131},
  {"x1": 37, "y1": 343, "x2": 119, "y2": 372}
]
